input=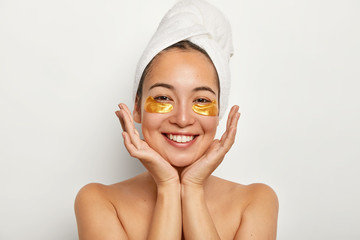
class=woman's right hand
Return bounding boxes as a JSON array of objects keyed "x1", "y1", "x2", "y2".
[{"x1": 115, "y1": 103, "x2": 179, "y2": 187}]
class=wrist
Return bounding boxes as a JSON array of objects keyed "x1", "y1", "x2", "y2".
[
  {"x1": 181, "y1": 180, "x2": 205, "y2": 191},
  {"x1": 157, "y1": 180, "x2": 181, "y2": 194},
  {"x1": 153, "y1": 172, "x2": 180, "y2": 188},
  {"x1": 181, "y1": 182, "x2": 205, "y2": 199}
]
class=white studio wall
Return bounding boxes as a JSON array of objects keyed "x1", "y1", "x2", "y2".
[{"x1": 0, "y1": 0, "x2": 359, "y2": 239}]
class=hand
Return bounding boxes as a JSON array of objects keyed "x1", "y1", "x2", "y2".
[
  {"x1": 180, "y1": 105, "x2": 240, "y2": 188},
  {"x1": 116, "y1": 103, "x2": 179, "y2": 187}
]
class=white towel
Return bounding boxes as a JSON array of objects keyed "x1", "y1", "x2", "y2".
[{"x1": 134, "y1": 0, "x2": 233, "y2": 119}]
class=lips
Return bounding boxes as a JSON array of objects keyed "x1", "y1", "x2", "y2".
[
  {"x1": 167, "y1": 134, "x2": 195, "y2": 143},
  {"x1": 162, "y1": 133, "x2": 198, "y2": 144}
]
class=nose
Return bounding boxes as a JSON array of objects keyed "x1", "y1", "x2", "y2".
[{"x1": 169, "y1": 102, "x2": 195, "y2": 128}]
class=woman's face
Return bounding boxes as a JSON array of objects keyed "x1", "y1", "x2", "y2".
[{"x1": 133, "y1": 48, "x2": 219, "y2": 167}]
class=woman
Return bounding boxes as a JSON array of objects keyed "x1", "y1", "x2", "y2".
[{"x1": 75, "y1": 1, "x2": 278, "y2": 239}]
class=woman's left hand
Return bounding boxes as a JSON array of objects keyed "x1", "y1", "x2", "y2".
[{"x1": 181, "y1": 105, "x2": 240, "y2": 188}]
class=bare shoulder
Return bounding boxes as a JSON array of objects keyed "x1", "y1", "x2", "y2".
[
  {"x1": 74, "y1": 182, "x2": 114, "y2": 219},
  {"x1": 75, "y1": 182, "x2": 121, "y2": 211},
  {"x1": 74, "y1": 182, "x2": 129, "y2": 240},
  {"x1": 74, "y1": 173, "x2": 152, "y2": 240},
  {"x1": 75, "y1": 182, "x2": 110, "y2": 202},
  {"x1": 75, "y1": 172, "x2": 153, "y2": 206},
  {"x1": 211, "y1": 176, "x2": 278, "y2": 207},
  {"x1": 208, "y1": 177, "x2": 279, "y2": 239},
  {"x1": 235, "y1": 183, "x2": 279, "y2": 239},
  {"x1": 242, "y1": 183, "x2": 279, "y2": 223},
  {"x1": 243, "y1": 183, "x2": 279, "y2": 206},
  {"x1": 74, "y1": 172, "x2": 154, "y2": 240}
]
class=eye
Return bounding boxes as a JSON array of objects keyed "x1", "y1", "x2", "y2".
[
  {"x1": 194, "y1": 98, "x2": 211, "y2": 104},
  {"x1": 154, "y1": 95, "x2": 172, "y2": 102}
]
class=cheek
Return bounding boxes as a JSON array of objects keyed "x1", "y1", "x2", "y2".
[
  {"x1": 141, "y1": 111, "x2": 165, "y2": 139},
  {"x1": 200, "y1": 117, "x2": 219, "y2": 137},
  {"x1": 197, "y1": 117, "x2": 218, "y2": 156}
]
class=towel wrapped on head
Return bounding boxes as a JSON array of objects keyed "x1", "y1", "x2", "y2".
[{"x1": 134, "y1": 0, "x2": 233, "y2": 119}]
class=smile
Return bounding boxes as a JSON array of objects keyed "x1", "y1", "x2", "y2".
[{"x1": 166, "y1": 134, "x2": 196, "y2": 143}]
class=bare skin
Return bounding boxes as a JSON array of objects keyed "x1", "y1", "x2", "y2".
[{"x1": 75, "y1": 49, "x2": 279, "y2": 239}]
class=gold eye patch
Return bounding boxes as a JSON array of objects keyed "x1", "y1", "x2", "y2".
[
  {"x1": 144, "y1": 96, "x2": 173, "y2": 113},
  {"x1": 144, "y1": 96, "x2": 218, "y2": 116},
  {"x1": 192, "y1": 100, "x2": 218, "y2": 116}
]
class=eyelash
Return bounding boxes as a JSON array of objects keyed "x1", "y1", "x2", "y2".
[
  {"x1": 154, "y1": 95, "x2": 172, "y2": 102},
  {"x1": 194, "y1": 98, "x2": 211, "y2": 103},
  {"x1": 153, "y1": 96, "x2": 211, "y2": 104}
]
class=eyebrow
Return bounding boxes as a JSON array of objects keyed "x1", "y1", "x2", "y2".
[
  {"x1": 149, "y1": 83, "x2": 174, "y2": 91},
  {"x1": 149, "y1": 83, "x2": 216, "y2": 95},
  {"x1": 192, "y1": 86, "x2": 216, "y2": 95}
]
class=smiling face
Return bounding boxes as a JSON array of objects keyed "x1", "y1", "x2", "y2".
[{"x1": 133, "y1": 48, "x2": 219, "y2": 167}]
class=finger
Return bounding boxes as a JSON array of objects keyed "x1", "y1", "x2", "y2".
[
  {"x1": 120, "y1": 103, "x2": 140, "y2": 136},
  {"x1": 119, "y1": 104, "x2": 142, "y2": 148},
  {"x1": 229, "y1": 111, "x2": 240, "y2": 130},
  {"x1": 220, "y1": 105, "x2": 239, "y2": 143},
  {"x1": 133, "y1": 126, "x2": 141, "y2": 138},
  {"x1": 219, "y1": 129, "x2": 229, "y2": 143},
  {"x1": 220, "y1": 111, "x2": 240, "y2": 150},
  {"x1": 225, "y1": 106, "x2": 234, "y2": 131},
  {"x1": 122, "y1": 132, "x2": 140, "y2": 158},
  {"x1": 124, "y1": 132, "x2": 176, "y2": 183},
  {"x1": 123, "y1": 103, "x2": 141, "y2": 138},
  {"x1": 226, "y1": 105, "x2": 239, "y2": 130},
  {"x1": 115, "y1": 109, "x2": 126, "y2": 132},
  {"x1": 120, "y1": 103, "x2": 134, "y2": 125},
  {"x1": 123, "y1": 131, "x2": 152, "y2": 161},
  {"x1": 118, "y1": 104, "x2": 141, "y2": 138},
  {"x1": 123, "y1": 132, "x2": 151, "y2": 163},
  {"x1": 222, "y1": 112, "x2": 240, "y2": 148}
]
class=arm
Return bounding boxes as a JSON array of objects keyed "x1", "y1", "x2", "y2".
[
  {"x1": 181, "y1": 184, "x2": 221, "y2": 239},
  {"x1": 117, "y1": 103, "x2": 182, "y2": 239},
  {"x1": 234, "y1": 184, "x2": 279, "y2": 240},
  {"x1": 181, "y1": 105, "x2": 240, "y2": 239},
  {"x1": 147, "y1": 183, "x2": 182, "y2": 239},
  {"x1": 74, "y1": 183, "x2": 128, "y2": 240}
]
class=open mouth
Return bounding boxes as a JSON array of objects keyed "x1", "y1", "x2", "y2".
[{"x1": 164, "y1": 133, "x2": 198, "y2": 143}]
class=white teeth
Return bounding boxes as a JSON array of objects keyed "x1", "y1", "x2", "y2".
[{"x1": 166, "y1": 134, "x2": 194, "y2": 143}]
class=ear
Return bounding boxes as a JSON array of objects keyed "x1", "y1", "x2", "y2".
[{"x1": 133, "y1": 95, "x2": 142, "y2": 123}]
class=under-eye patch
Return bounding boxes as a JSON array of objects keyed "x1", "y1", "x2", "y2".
[
  {"x1": 144, "y1": 96, "x2": 173, "y2": 113},
  {"x1": 144, "y1": 96, "x2": 218, "y2": 116},
  {"x1": 192, "y1": 100, "x2": 218, "y2": 116}
]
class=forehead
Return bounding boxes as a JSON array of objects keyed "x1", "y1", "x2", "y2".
[{"x1": 143, "y1": 48, "x2": 219, "y2": 92}]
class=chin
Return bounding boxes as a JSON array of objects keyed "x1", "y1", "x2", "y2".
[{"x1": 166, "y1": 155, "x2": 196, "y2": 168}]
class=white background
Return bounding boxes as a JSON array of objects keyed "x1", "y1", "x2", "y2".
[{"x1": 1, "y1": 0, "x2": 359, "y2": 239}]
